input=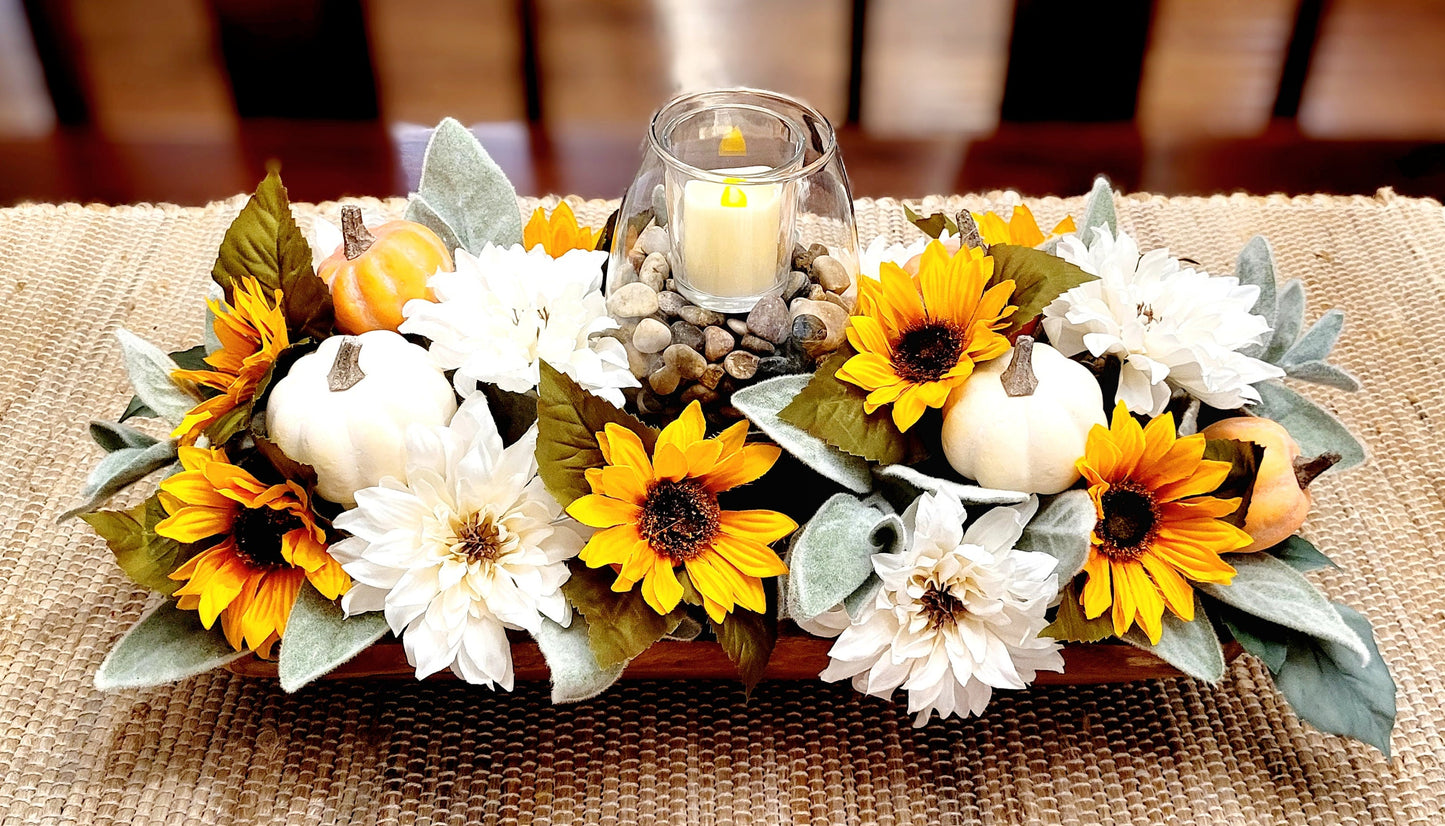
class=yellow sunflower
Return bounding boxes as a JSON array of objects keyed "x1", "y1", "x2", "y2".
[
  {"x1": 171, "y1": 276, "x2": 289, "y2": 445},
  {"x1": 836, "y1": 240, "x2": 1016, "y2": 431},
  {"x1": 156, "y1": 445, "x2": 349, "y2": 655},
  {"x1": 1076, "y1": 402, "x2": 1252, "y2": 643},
  {"x1": 972, "y1": 204, "x2": 1075, "y2": 248},
  {"x1": 566, "y1": 402, "x2": 795, "y2": 622},
  {"x1": 523, "y1": 201, "x2": 600, "y2": 257}
]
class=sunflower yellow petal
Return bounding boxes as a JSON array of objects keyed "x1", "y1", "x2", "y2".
[
  {"x1": 718, "y1": 509, "x2": 798, "y2": 545},
  {"x1": 567, "y1": 494, "x2": 641, "y2": 529}
]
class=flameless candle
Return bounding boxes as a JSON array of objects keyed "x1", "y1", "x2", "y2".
[{"x1": 680, "y1": 166, "x2": 784, "y2": 299}]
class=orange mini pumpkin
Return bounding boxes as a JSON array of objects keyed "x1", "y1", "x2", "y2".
[
  {"x1": 318, "y1": 205, "x2": 453, "y2": 334},
  {"x1": 1199, "y1": 416, "x2": 1340, "y2": 552}
]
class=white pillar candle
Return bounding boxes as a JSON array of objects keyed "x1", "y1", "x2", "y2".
[{"x1": 680, "y1": 169, "x2": 783, "y2": 299}]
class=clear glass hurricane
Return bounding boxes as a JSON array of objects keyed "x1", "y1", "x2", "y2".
[{"x1": 609, "y1": 88, "x2": 860, "y2": 314}]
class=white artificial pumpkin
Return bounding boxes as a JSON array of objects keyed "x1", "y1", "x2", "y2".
[
  {"x1": 941, "y1": 336, "x2": 1106, "y2": 494},
  {"x1": 265, "y1": 330, "x2": 457, "y2": 505}
]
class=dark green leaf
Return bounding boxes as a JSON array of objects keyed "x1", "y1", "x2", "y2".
[
  {"x1": 593, "y1": 208, "x2": 620, "y2": 253},
  {"x1": 1273, "y1": 603, "x2": 1396, "y2": 756},
  {"x1": 1042, "y1": 581, "x2": 1116, "y2": 643},
  {"x1": 1214, "y1": 602, "x2": 1289, "y2": 673},
  {"x1": 94, "y1": 600, "x2": 248, "y2": 690},
  {"x1": 536, "y1": 361, "x2": 656, "y2": 508},
  {"x1": 278, "y1": 584, "x2": 390, "y2": 692},
  {"x1": 777, "y1": 349, "x2": 921, "y2": 466},
  {"x1": 711, "y1": 600, "x2": 779, "y2": 693},
  {"x1": 89, "y1": 420, "x2": 159, "y2": 453},
  {"x1": 119, "y1": 396, "x2": 157, "y2": 422},
  {"x1": 903, "y1": 205, "x2": 957, "y2": 239},
  {"x1": 168, "y1": 344, "x2": 211, "y2": 372},
  {"x1": 986, "y1": 244, "x2": 1097, "y2": 336},
  {"x1": 1202, "y1": 437, "x2": 1264, "y2": 527},
  {"x1": 211, "y1": 169, "x2": 333, "y2": 340},
  {"x1": 1266, "y1": 535, "x2": 1338, "y2": 573},
  {"x1": 481, "y1": 384, "x2": 540, "y2": 446},
  {"x1": 561, "y1": 559, "x2": 683, "y2": 669},
  {"x1": 81, "y1": 495, "x2": 199, "y2": 595}
]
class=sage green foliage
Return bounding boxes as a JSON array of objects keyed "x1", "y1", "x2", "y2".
[
  {"x1": 535, "y1": 361, "x2": 656, "y2": 508},
  {"x1": 94, "y1": 601, "x2": 249, "y2": 690},
  {"x1": 873, "y1": 463, "x2": 1029, "y2": 506},
  {"x1": 62, "y1": 435, "x2": 178, "y2": 521},
  {"x1": 278, "y1": 585, "x2": 390, "y2": 693},
  {"x1": 784, "y1": 493, "x2": 904, "y2": 622},
  {"x1": 1074, "y1": 176, "x2": 1118, "y2": 245},
  {"x1": 1199, "y1": 553, "x2": 1369, "y2": 665},
  {"x1": 732, "y1": 375, "x2": 873, "y2": 494},
  {"x1": 210, "y1": 170, "x2": 332, "y2": 340},
  {"x1": 1251, "y1": 380, "x2": 1366, "y2": 470},
  {"x1": 80, "y1": 495, "x2": 195, "y2": 595},
  {"x1": 114, "y1": 329, "x2": 201, "y2": 425},
  {"x1": 532, "y1": 615, "x2": 626, "y2": 703},
  {"x1": 1015, "y1": 490, "x2": 1096, "y2": 581},
  {"x1": 1122, "y1": 594, "x2": 1226, "y2": 683},
  {"x1": 404, "y1": 117, "x2": 524, "y2": 254},
  {"x1": 1267, "y1": 535, "x2": 1337, "y2": 573}
]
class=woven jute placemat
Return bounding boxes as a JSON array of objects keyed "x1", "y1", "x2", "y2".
[{"x1": 0, "y1": 190, "x2": 1439, "y2": 824}]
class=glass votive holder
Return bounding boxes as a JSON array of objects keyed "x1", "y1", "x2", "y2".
[{"x1": 609, "y1": 89, "x2": 860, "y2": 315}]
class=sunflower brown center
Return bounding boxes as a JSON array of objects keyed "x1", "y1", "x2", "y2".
[
  {"x1": 639, "y1": 479, "x2": 720, "y2": 563},
  {"x1": 1097, "y1": 482, "x2": 1160, "y2": 561},
  {"x1": 233, "y1": 506, "x2": 302, "y2": 568},
  {"x1": 891, "y1": 321, "x2": 967, "y2": 383},
  {"x1": 919, "y1": 584, "x2": 965, "y2": 629},
  {"x1": 456, "y1": 513, "x2": 504, "y2": 564}
]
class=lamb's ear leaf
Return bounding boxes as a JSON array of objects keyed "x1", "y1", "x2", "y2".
[
  {"x1": 60, "y1": 440, "x2": 178, "y2": 521},
  {"x1": 1249, "y1": 381, "x2": 1365, "y2": 470},
  {"x1": 1074, "y1": 176, "x2": 1117, "y2": 245},
  {"x1": 1016, "y1": 490, "x2": 1096, "y2": 581},
  {"x1": 89, "y1": 420, "x2": 159, "y2": 453},
  {"x1": 277, "y1": 585, "x2": 390, "y2": 693},
  {"x1": 784, "y1": 493, "x2": 904, "y2": 622},
  {"x1": 1282, "y1": 360, "x2": 1361, "y2": 391},
  {"x1": 1122, "y1": 595, "x2": 1226, "y2": 684},
  {"x1": 403, "y1": 193, "x2": 465, "y2": 259},
  {"x1": 1281, "y1": 309, "x2": 1345, "y2": 367},
  {"x1": 95, "y1": 601, "x2": 249, "y2": 690},
  {"x1": 733, "y1": 375, "x2": 873, "y2": 494},
  {"x1": 114, "y1": 329, "x2": 202, "y2": 426},
  {"x1": 406, "y1": 117, "x2": 524, "y2": 253},
  {"x1": 532, "y1": 615, "x2": 626, "y2": 703},
  {"x1": 1273, "y1": 603, "x2": 1396, "y2": 757},
  {"x1": 1264, "y1": 279, "x2": 1307, "y2": 364},
  {"x1": 1234, "y1": 236, "x2": 1277, "y2": 358}
]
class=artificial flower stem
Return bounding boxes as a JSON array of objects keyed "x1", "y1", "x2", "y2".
[
  {"x1": 340, "y1": 205, "x2": 376, "y2": 260},
  {"x1": 956, "y1": 209, "x2": 986, "y2": 252},
  {"x1": 1294, "y1": 451, "x2": 1341, "y2": 488},
  {"x1": 1000, "y1": 335, "x2": 1039, "y2": 398},
  {"x1": 327, "y1": 337, "x2": 367, "y2": 391}
]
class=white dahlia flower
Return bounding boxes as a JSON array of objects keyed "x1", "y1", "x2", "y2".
[
  {"x1": 329, "y1": 396, "x2": 581, "y2": 688},
  {"x1": 400, "y1": 244, "x2": 637, "y2": 405},
  {"x1": 1043, "y1": 228, "x2": 1284, "y2": 416},
  {"x1": 819, "y1": 493, "x2": 1063, "y2": 725}
]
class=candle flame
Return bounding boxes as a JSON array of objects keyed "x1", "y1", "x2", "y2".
[
  {"x1": 721, "y1": 185, "x2": 748, "y2": 208},
  {"x1": 719, "y1": 126, "x2": 747, "y2": 157}
]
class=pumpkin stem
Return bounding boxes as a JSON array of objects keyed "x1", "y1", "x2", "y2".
[
  {"x1": 955, "y1": 209, "x2": 986, "y2": 252},
  {"x1": 1293, "y1": 451, "x2": 1341, "y2": 489},
  {"x1": 1000, "y1": 335, "x2": 1038, "y2": 397},
  {"x1": 328, "y1": 337, "x2": 367, "y2": 391},
  {"x1": 340, "y1": 205, "x2": 375, "y2": 260}
]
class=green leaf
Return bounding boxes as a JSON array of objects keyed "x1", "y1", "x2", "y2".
[
  {"x1": 1266, "y1": 535, "x2": 1338, "y2": 573},
  {"x1": 1042, "y1": 581, "x2": 1115, "y2": 643},
  {"x1": 80, "y1": 495, "x2": 197, "y2": 595},
  {"x1": 404, "y1": 117, "x2": 524, "y2": 254},
  {"x1": 168, "y1": 344, "x2": 210, "y2": 372},
  {"x1": 778, "y1": 350, "x2": 921, "y2": 466},
  {"x1": 711, "y1": 600, "x2": 779, "y2": 693},
  {"x1": 561, "y1": 559, "x2": 684, "y2": 669},
  {"x1": 1263, "y1": 279, "x2": 1306, "y2": 364},
  {"x1": 1016, "y1": 490, "x2": 1096, "y2": 581},
  {"x1": 536, "y1": 361, "x2": 657, "y2": 508},
  {"x1": 784, "y1": 493, "x2": 905, "y2": 622},
  {"x1": 480, "y1": 384, "x2": 539, "y2": 447},
  {"x1": 986, "y1": 244, "x2": 1097, "y2": 336},
  {"x1": 114, "y1": 328, "x2": 202, "y2": 426},
  {"x1": 873, "y1": 464, "x2": 1029, "y2": 506},
  {"x1": 1273, "y1": 603, "x2": 1396, "y2": 756},
  {"x1": 1282, "y1": 360, "x2": 1361, "y2": 392},
  {"x1": 532, "y1": 615, "x2": 625, "y2": 703},
  {"x1": 119, "y1": 396, "x2": 157, "y2": 422},
  {"x1": 1122, "y1": 594, "x2": 1226, "y2": 683},
  {"x1": 1281, "y1": 309, "x2": 1344, "y2": 367},
  {"x1": 94, "y1": 600, "x2": 249, "y2": 690},
  {"x1": 1215, "y1": 602, "x2": 1289, "y2": 672},
  {"x1": 903, "y1": 204, "x2": 957, "y2": 239},
  {"x1": 211, "y1": 169, "x2": 333, "y2": 340},
  {"x1": 1202, "y1": 437, "x2": 1264, "y2": 527},
  {"x1": 1234, "y1": 236, "x2": 1277, "y2": 359},
  {"x1": 1198, "y1": 553, "x2": 1369, "y2": 665},
  {"x1": 1251, "y1": 381, "x2": 1366, "y2": 470},
  {"x1": 277, "y1": 584, "x2": 390, "y2": 693},
  {"x1": 61, "y1": 439, "x2": 179, "y2": 521},
  {"x1": 1074, "y1": 176, "x2": 1117, "y2": 245},
  {"x1": 732, "y1": 375, "x2": 873, "y2": 494},
  {"x1": 89, "y1": 420, "x2": 159, "y2": 453}
]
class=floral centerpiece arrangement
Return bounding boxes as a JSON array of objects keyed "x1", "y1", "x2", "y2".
[{"x1": 72, "y1": 118, "x2": 1395, "y2": 755}]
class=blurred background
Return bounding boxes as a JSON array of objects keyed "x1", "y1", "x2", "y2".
[{"x1": 2, "y1": 0, "x2": 1444, "y2": 206}]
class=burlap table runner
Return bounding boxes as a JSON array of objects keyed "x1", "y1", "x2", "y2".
[{"x1": 0, "y1": 190, "x2": 1439, "y2": 824}]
